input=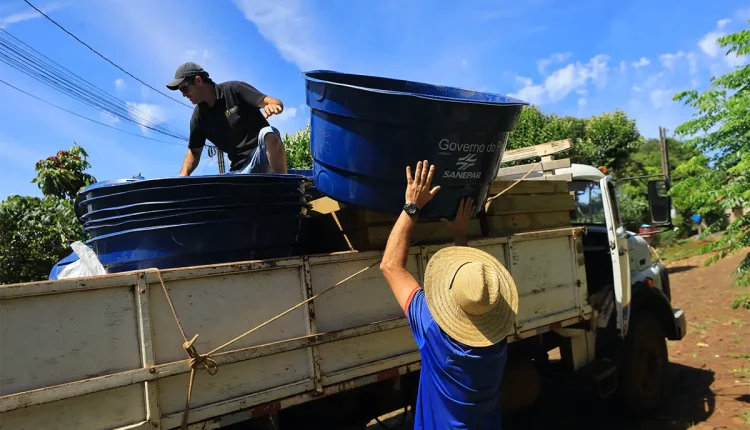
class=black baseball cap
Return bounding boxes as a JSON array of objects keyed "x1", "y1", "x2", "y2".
[{"x1": 166, "y1": 62, "x2": 208, "y2": 90}]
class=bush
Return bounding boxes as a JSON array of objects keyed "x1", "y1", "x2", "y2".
[{"x1": 0, "y1": 195, "x2": 86, "y2": 284}]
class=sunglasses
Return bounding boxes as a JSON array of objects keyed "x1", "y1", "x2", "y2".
[{"x1": 178, "y1": 76, "x2": 197, "y2": 94}]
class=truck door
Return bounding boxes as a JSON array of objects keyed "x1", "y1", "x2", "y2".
[{"x1": 600, "y1": 176, "x2": 632, "y2": 338}]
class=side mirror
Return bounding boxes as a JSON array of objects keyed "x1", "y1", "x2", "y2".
[{"x1": 648, "y1": 179, "x2": 672, "y2": 226}]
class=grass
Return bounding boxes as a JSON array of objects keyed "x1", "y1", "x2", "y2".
[
  {"x1": 742, "y1": 409, "x2": 750, "y2": 425},
  {"x1": 655, "y1": 238, "x2": 714, "y2": 263},
  {"x1": 726, "y1": 352, "x2": 750, "y2": 360},
  {"x1": 732, "y1": 335, "x2": 743, "y2": 345},
  {"x1": 729, "y1": 318, "x2": 746, "y2": 328}
]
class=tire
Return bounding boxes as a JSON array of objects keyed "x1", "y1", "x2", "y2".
[{"x1": 616, "y1": 313, "x2": 670, "y2": 418}]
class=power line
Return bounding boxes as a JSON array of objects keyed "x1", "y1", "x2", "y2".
[
  {"x1": 0, "y1": 31, "x2": 189, "y2": 140},
  {"x1": 22, "y1": 0, "x2": 193, "y2": 110},
  {"x1": 0, "y1": 78, "x2": 183, "y2": 147}
]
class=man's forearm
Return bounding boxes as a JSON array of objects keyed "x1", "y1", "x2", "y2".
[
  {"x1": 381, "y1": 211, "x2": 417, "y2": 271},
  {"x1": 179, "y1": 153, "x2": 200, "y2": 176}
]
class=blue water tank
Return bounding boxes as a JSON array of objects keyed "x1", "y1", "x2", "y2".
[{"x1": 303, "y1": 70, "x2": 528, "y2": 218}]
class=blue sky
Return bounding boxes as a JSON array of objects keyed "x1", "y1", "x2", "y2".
[{"x1": 0, "y1": 0, "x2": 748, "y2": 200}]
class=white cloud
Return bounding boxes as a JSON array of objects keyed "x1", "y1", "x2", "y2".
[
  {"x1": 0, "y1": 2, "x2": 65, "y2": 29},
  {"x1": 658, "y1": 51, "x2": 684, "y2": 70},
  {"x1": 202, "y1": 49, "x2": 211, "y2": 60},
  {"x1": 644, "y1": 72, "x2": 664, "y2": 87},
  {"x1": 460, "y1": 58, "x2": 468, "y2": 69},
  {"x1": 510, "y1": 54, "x2": 610, "y2": 105},
  {"x1": 231, "y1": 0, "x2": 328, "y2": 70},
  {"x1": 510, "y1": 77, "x2": 545, "y2": 105},
  {"x1": 537, "y1": 52, "x2": 572, "y2": 74},
  {"x1": 577, "y1": 98, "x2": 586, "y2": 106},
  {"x1": 114, "y1": 78, "x2": 126, "y2": 89},
  {"x1": 697, "y1": 17, "x2": 749, "y2": 69},
  {"x1": 631, "y1": 57, "x2": 650, "y2": 68},
  {"x1": 100, "y1": 112, "x2": 121, "y2": 126},
  {"x1": 125, "y1": 102, "x2": 166, "y2": 134},
  {"x1": 619, "y1": 60, "x2": 628, "y2": 73},
  {"x1": 185, "y1": 49, "x2": 198, "y2": 58},
  {"x1": 632, "y1": 85, "x2": 642, "y2": 92},
  {"x1": 649, "y1": 89, "x2": 674, "y2": 109},
  {"x1": 698, "y1": 31, "x2": 723, "y2": 57},
  {"x1": 686, "y1": 52, "x2": 698, "y2": 74}
]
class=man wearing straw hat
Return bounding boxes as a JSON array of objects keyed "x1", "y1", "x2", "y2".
[{"x1": 380, "y1": 160, "x2": 519, "y2": 429}]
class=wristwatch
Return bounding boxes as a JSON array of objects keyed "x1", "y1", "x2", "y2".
[{"x1": 403, "y1": 203, "x2": 420, "y2": 216}]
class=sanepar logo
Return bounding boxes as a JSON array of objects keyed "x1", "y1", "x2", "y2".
[{"x1": 456, "y1": 154, "x2": 477, "y2": 171}]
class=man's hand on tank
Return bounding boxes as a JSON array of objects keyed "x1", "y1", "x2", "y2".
[
  {"x1": 441, "y1": 197, "x2": 474, "y2": 240},
  {"x1": 405, "y1": 160, "x2": 441, "y2": 209}
]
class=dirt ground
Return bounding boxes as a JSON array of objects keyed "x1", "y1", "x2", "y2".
[{"x1": 369, "y1": 250, "x2": 750, "y2": 430}]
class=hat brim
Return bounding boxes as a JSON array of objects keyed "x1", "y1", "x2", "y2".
[
  {"x1": 423, "y1": 246, "x2": 518, "y2": 347},
  {"x1": 166, "y1": 77, "x2": 185, "y2": 91}
]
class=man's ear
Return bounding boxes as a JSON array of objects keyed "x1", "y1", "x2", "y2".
[{"x1": 194, "y1": 76, "x2": 203, "y2": 86}]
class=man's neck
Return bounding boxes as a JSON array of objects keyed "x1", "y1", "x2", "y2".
[{"x1": 204, "y1": 84, "x2": 217, "y2": 107}]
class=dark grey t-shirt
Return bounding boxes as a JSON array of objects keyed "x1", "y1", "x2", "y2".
[{"x1": 188, "y1": 81, "x2": 270, "y2": 171}]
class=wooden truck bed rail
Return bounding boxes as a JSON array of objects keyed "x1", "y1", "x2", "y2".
[{"x1": 0, "y1": 226, "x2": 591, "y2": 430}]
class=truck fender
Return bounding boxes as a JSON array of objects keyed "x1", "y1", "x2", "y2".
[{"x1": 630, "y1": 282, "x2": 682, "y2": 341}]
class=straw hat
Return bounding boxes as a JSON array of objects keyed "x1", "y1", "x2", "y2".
[{"x1": 423, "y1": 246, "x2": 519, "y2": 347}]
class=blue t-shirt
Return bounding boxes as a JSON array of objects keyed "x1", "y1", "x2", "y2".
[{"x1": 406, "y1": 288, "x2": 508, "y2": 430}]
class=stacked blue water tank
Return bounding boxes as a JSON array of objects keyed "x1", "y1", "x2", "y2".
[
  {"x1": 69, "y1": 172, "x2": 312, "y2": 274},
  {"x1": 302, "y1": 70, "x2": 528, "y2": 219}
]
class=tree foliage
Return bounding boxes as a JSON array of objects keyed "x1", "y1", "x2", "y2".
[
  {"x1": 670, "y1": 26, "x2": 750, "y2": 309},
  {"x1": 506, "y1": 107, "x2": 641, "y2": 172},
  {"x1": 0, "y1": 143, "x2": 95, "y2": 284},
  {"x1": 32, "y1": 143, "x2": 96, "y2": 200},
  {"x1": 283, "y1": 125, "x2": 313, "y2": 169},
  {"x1": 0, "y1": 195, "x2": 86, "y2": 284}
]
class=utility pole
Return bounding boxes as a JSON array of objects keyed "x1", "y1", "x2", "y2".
[
  {"x1": 659, "y1": 126, "x2": 670, "y2": 183},
  {"x1": 217, "y1": 149, "x2": 226, "y2": 174}
]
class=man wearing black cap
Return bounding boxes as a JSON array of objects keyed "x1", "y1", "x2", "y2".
[{"x1": 166, "y1": 62, "x2": 288, "y2": 176}]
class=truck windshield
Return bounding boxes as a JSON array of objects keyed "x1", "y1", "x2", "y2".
[{"x1": 569, "y1": 181, "x2": 606, "y2": 225}]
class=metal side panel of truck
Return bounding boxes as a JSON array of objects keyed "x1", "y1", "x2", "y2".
[{"x1": 0, "y1": 227, "x2": 591, "y2": 430}]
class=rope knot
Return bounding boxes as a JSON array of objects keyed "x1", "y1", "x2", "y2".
[{"x1": 183, "y1": 334, "x2": 218, "y2": 376}]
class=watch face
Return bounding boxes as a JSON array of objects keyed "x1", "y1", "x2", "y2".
[{"x1": 404, "y1": 204, "x2": 417, "y2": 214}]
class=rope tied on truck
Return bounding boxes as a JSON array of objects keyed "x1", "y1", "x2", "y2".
[{"x1": 151, "y1": 162, "x2": 540, "y2": 429}]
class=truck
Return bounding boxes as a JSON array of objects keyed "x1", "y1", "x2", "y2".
[{"x1": 0, "y1": 149, "x2": 687, "y2": 429}]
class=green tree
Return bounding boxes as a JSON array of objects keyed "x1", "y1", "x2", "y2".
[
  {"x1": 670, "y1": 25, "x2": 750, "y2": 309},
  {"x1": 284, "y1": 125, "x2": 313, "y2": 169},
  {"x1": 583, "y1": 110, "x2": 642, "y2": 172},
  {"x1": 32, "y1": 143, "x2": 96, "y2": 199},
  {"x1": 0, "y1": 143, "x2": 95, "y2": 284},
  {"x1": 0, "y1": 195, "x2": 85, "y2": 284},
  {"x1": 506, "y1": 107, "x2": 641, "y2": 171}
]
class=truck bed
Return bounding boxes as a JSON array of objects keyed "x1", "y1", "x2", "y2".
[{"x1": 0, "y1": 226, "x2": 591, "y2": 430}]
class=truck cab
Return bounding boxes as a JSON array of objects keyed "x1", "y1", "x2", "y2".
[{"x1": 560, "y1": 163, "x2": 687, "y2": 416}]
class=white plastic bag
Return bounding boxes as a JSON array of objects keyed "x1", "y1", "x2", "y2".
[{"x1": 57, "y1": 241, "x2": 107, "y2": 279}]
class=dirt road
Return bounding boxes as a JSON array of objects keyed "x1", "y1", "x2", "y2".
[{"x1": 369, "y1": 250, "x2": 750, "y2": 429}]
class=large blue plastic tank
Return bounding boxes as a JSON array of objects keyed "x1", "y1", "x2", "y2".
[
  {"x1": 303, "y1": 70, "x2": 528, "y2": 218},
  {"x1": 67, "y1": 174, "x2": 311, "y2": 274}
]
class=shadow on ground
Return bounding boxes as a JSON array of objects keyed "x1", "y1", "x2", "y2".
[
  {"x1": 503, "y1": 363, "x2": 715, "y2": 430},
  {"x1": 667, "y1": 265, "x2": 698, "y2": 274}
]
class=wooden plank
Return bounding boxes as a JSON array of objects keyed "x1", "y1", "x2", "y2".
[
  {"x1": 345, "y1": 220, "x2": 484, "y2": 250},
  {"x1": 501, "y1": 139, "x2": 573, "y2": 163},
  {"x1": 310, "y1": 197, "x2": 346, "y2": 215},
  {"x1": 496, "y1": 158, "x2": 571, "y2": 178},
  {"x1": 485, "y1": 194, "x2": 574, "y2": 216},
  {"x1": 486, "y1": 211, "x2": 571, "y2": 235},
  {"x1": 526, "y1": 173, "x2": 573, "y2": 182},
  {"x1": 490, "y1": 180, "x2": 568, "y2": 196}
]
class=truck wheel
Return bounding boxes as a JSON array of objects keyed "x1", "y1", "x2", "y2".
[{"x1": 617, "y1": 313, "x2": 670, "y2": 418}]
